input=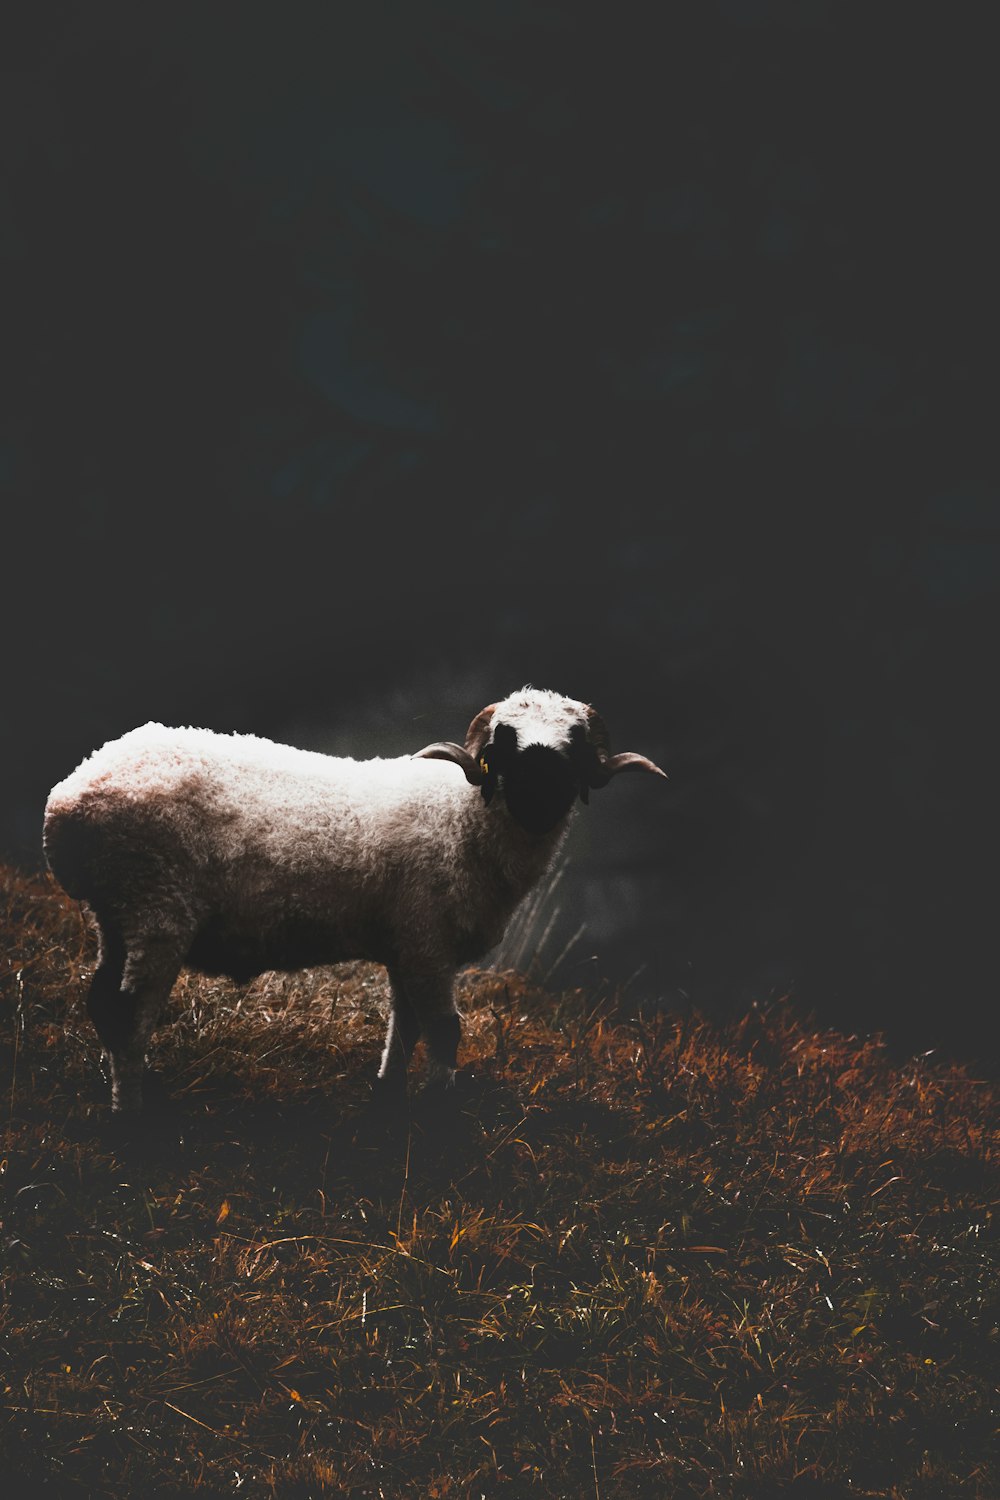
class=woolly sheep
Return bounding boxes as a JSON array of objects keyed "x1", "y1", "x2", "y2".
[{"x1": 43, "y1": 687, "x2": 666, "y2": 1112}]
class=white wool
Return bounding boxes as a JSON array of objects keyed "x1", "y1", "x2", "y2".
[
  {"x1": 47, "y1": 720, "x2": 476, "y2": 873},
  {"x1": 488, "y1": 687, "x2": 592, "y2": 750}
]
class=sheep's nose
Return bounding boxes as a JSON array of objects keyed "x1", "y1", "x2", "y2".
[{"x1": 502, "y1": 746, "x2": 578, "y2": 835}]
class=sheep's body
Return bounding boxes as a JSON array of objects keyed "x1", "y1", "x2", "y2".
[
  {"x1": 46, "y1": 724, "x2": 554, "y2": 976},
  {"x1": 44, "y1": 689, "x2": 666, "y2": 1112}
]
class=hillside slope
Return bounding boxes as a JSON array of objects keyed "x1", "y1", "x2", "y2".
[{"x1": 1, "y1": 864, "x2": 997, "y2": 1497}]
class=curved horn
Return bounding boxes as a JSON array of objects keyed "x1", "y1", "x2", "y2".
[
  {"x1": 588, "y1": 750, "x2": 668, "y2": 788},
  {"x1": 572, "y1": 709, "x2": 668, "y2": 793},
  {"x1": 413, "y1": 741, "x2": 485, "y2": 785},
  {"x1": 412, "y1": 702, "x2": 498, "y2": 789}
]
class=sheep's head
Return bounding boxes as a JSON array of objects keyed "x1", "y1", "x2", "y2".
[{"x1": 415, "y1": 688, "x2": 667, "y2": 835}]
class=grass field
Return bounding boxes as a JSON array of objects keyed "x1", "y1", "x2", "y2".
[{"x1": 1, "y1": 862, "x2": 997, "y2": 1497}]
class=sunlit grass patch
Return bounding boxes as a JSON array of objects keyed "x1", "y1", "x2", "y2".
[{"x1": 1, "y1": 862, "x2": 997, "y2": 1497}]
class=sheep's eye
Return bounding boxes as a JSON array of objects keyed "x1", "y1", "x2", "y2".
[{"x1": 479, "y1": 755, "x2": 489, "y2": 777}]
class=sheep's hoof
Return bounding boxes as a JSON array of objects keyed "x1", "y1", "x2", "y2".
[
  {"x1": 368, "y1": 1072, "x2": 410, "y2": 1116},
  {"x1": 99, "y1": 1101, "x2": 163, "y2": 1155},
  {"x1": 418, "y1": 1070, "x2": 461, "y2": 1110},
  {"x1": 372, "y1": 1065, "x2": 408, "y2": 1094},
  {"x1": 422, "y1": 1060, "x2": 457, "y2": 1090},
  {"x1": 421, "y1": 1077, "x2": 456, "y2": 1097},
  {"x1": 110, "y1": 1094, "x2": 143, "y2": 1117},
  {"x1": 108, "y1": 1106, "x2": 142, "y2": 1127}
]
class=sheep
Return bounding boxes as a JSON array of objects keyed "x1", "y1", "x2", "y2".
[{"x1": 43, "y1": 688, "x2": 666, "y2": 1113}]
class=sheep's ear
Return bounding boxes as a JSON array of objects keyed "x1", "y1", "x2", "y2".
[
  {"x1": 413, "y1": 742, "x2": 485, "y2": 786},
  {"x1": 463, "y1": 704, "x2": 497, "y2": 757}
]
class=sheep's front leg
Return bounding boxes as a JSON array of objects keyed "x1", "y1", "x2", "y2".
[
  {"x1": 380, "y1": 968, "x2": 460, "y2": 1090},
  {"x1": 378, "y1": 973, "x2": 421, "y2": 1088}
]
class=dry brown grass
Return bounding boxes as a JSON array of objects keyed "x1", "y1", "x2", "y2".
[{"x1": 1, "y1": 862, "x2": 997, "y2": 1497}]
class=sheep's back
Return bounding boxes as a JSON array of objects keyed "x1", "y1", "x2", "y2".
[{"x1": 43, "y1": 722, "x2": 478, "y2": 917}]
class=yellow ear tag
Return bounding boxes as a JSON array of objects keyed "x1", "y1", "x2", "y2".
[{"x1": 479, "y1": 755, "x2": 489, "y2": 777}]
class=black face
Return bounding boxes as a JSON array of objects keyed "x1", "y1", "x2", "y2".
[{"x1": 499, "y1": 743, "x2": 579, "y2": 835}]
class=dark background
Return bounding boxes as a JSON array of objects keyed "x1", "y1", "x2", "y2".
[{"x1": 2, "y1": 3, "x2": 995, "y2": 1061}]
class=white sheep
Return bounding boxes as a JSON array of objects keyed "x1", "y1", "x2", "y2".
[{"x1": 43, "y1": 687, "x2": 666, "y2": 1112}]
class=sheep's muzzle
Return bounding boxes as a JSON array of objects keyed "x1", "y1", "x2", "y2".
[{"x1": 501, "y1": 744, "x2": 579, "y2": 835}]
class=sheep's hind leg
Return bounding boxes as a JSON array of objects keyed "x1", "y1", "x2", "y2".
[
  {"x1": 377, "y1": 970, "x2": 423, "y2": 1089},
  {"x1": 100, "y1": 937, "x2": 185, "y2": 1113},
  {"x1": 86, "y1": 919, "x2": 128, "y2": 1055}
]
